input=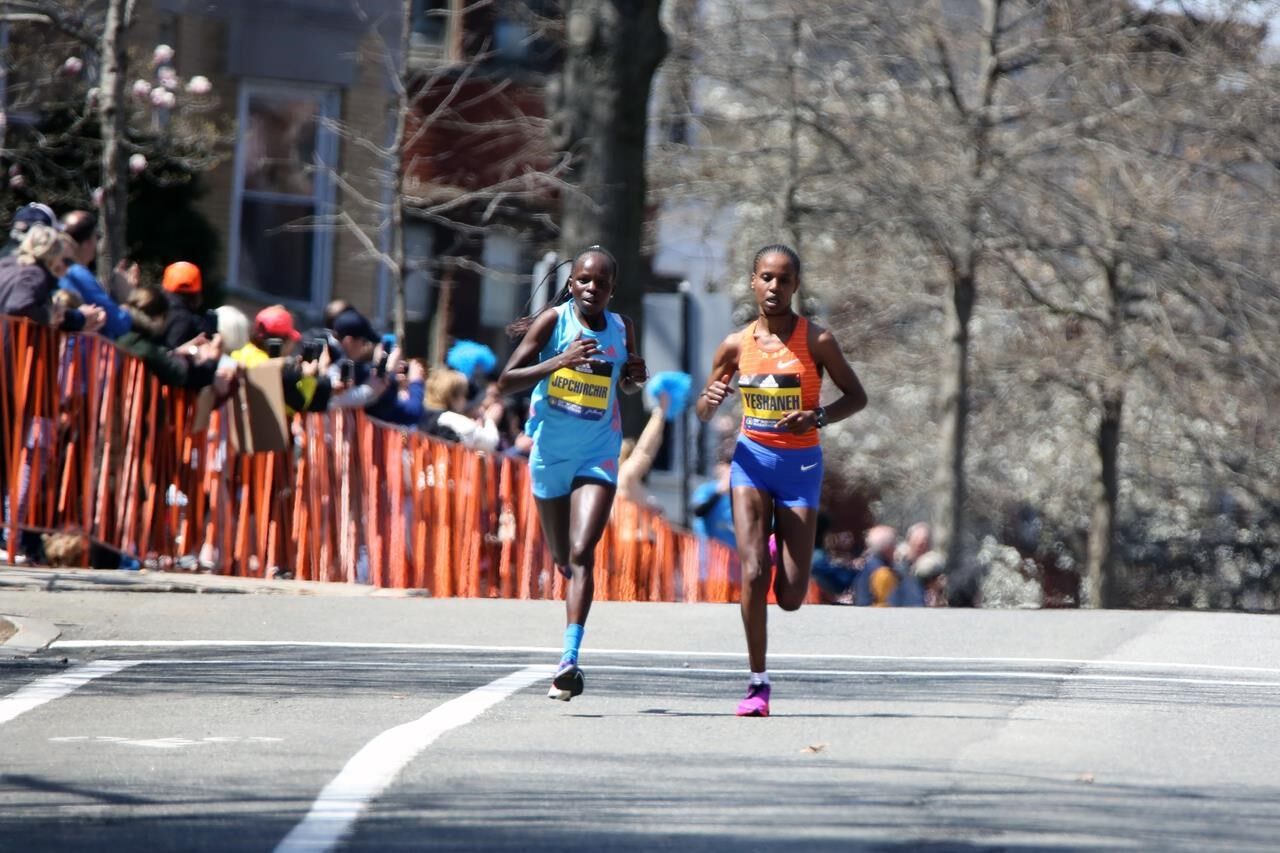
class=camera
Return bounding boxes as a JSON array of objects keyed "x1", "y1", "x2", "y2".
[
  {"x1": 375, "y1": 333, "x2": 396, "y2": 378},
  {"x1": 199, "y1": 310, "x2": 219, "y2": 337},
  {"x1": 337, "y1": 358, "x2": 356, "y2": 384},
  {"x1": 300, "y1": 339, "x2": 325, "y2": 363},
  {"x1": 265, "y1": 337, "x2": 285, "y2": 359}
]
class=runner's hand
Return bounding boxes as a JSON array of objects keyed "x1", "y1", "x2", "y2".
[
  {"x1": 776, "y1": 409, "x2": 818, "y2": 433},
  {"x1": 624, "y1": 353, "x2": 648, "y2": 384},
  {"x1": 701, "y1": 374, "x2": 733, "y2": 410},
  {"x1": 557, "y1": 333, "x2": 599, "y2": 369}
]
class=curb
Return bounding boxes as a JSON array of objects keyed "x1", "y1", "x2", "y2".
[
  {"x1": 0, "y1": 614, "x2": 62, "y2": 657},
  {"x1": 0, "y1": 566, "x2": 426, "y2": 597}
]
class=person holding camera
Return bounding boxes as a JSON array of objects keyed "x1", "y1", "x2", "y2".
[
  {"x1": 230, "y1": 305, "x2": 332, "y2": 414},
  {"x1": 115, "y1": 284, "x2": 229, "y2": 390}
]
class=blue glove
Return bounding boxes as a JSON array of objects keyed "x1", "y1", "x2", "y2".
[
  {"x1": 645, "y1": 371, "x2": 692, "y2": 421},
  {"x1": 447, "y1": 340, "x2": 497, "y2": 378}
]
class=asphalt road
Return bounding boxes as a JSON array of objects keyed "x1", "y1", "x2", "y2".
[{"x1": 2, "y1": 591, "x2": 1279, "y2": 851}]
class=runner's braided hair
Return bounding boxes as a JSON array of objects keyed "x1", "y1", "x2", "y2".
[
  {"x1": 506, "y1": 246, "x2": 618, "y2": 340},
  {"x1": 752, "y1": 244, "x2": 802, "y2": 277}
]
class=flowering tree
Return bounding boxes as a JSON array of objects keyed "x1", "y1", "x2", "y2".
[{"x1": 1, "y1": 1, "x2": 224, "y2": 278}]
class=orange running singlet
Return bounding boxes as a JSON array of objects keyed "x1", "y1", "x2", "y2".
[{"x1": 737, "y1": 316, "x2": 822, "y2": 450}]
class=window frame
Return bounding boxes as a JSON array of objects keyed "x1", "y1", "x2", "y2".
[{"x1": 227, "y1": 79, "x2": 340, "y2": 313}]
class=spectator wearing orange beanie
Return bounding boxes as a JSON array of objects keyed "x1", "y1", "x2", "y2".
[{"x1": 161, "y1": 260, "x2": 205, "y2": 350}]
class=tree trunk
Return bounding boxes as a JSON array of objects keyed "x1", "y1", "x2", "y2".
[
  {"x1": 936, "y1": 270, "x2": 975, "y2": 604},
  {"x1": 98, "y1": 0, "x2": 134, "y2": 276},
  {"x1": 389, "y1": 0, "x2": 413, "y2": 342},
  {"x1": 555, "y1": 0, "x2": 668, "y2": 433},
  {"x1": 1086, "y1": 258, "x2": 1127, "y2": 608},
  {"x1": 431, "y1": 260, "x2": 454, "y2": 367},
  {"x1": 1086, "y1": 389, "x2": 1123, "y2": 608}
]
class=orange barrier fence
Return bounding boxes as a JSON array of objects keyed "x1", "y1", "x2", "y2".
[{"x1": 0, "y1": 318, "x2": 764, "y2": 603}]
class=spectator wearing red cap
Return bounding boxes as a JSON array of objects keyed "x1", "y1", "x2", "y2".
[
  {"x1": 231, "y1": 305, "x2": 331, "y2": 413},
  {"x1": 161, "y1": 260, "x2": 206, "y2": 350}
]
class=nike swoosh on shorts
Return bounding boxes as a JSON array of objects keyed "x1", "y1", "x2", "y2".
[{"x1": 801, "y1": 462, "x2": 818, "y2": 471}]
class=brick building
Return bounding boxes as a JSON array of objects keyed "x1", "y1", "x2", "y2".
[{"x1": 144, "y1": 0, "x2": 560, "y2": 353}]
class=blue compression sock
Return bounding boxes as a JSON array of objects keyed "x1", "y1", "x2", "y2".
[{"x1": 561, "y1": 624, "x2": 584, "y2": 664}]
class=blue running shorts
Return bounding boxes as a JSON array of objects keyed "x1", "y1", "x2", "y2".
[
  {"x1": 530, "y1": 447, "x2": 619, "y2": 499},
  {"x1": 730, "y1": 433, "x2": 823, "y2": 508}
]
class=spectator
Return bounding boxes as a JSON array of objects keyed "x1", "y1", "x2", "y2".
[
  {"x1": 316, "y1": 298, "x2": 351, "y2": 361},
  {"x1": 214, "y1": 305, "x2": 252, "y2": 354},
  {"x1": 160, "y1": 261, "x2": 205, "y2": 349},
  {"x1": 366, "y1": 355, "x2": 426, "y2": 427},
  {"x1": 691, "y1": 458, "x2": 735, "y2": 551},
  {"x1": 497, "y1": 396, "x2": 532, "y2": 458},
  {"x1": 617, "y1": 392, "x2": 669, "y2": 509},
  {"x1": 854, "y1": 525, "x2": 898, "y2": 606},
  {"x1": 50, "y1": 287, "x2": 82, "y2": 329},
  {"x1": 116, "y1": 284, "x2": 225, "y2": 390},
  {"x1": 886, "y1": 521, "x2": 930, "y2": 606},
  {"x1": 231, "y1": 305, "x2": 331, "y2": 414},
  {"x1": 913, "y1": 551, "x2": 949, "y2": 607},
  {"x1": 1, "y1": 202, "x2": 58, "y2": 259},
  {"x1": 423, "y1": 367, "x2": 500, "y2": 450},
  {"x1": 0, "y1": 225, "x2": 105, "y2": 333},
  {"x1": 58, "y1": 210, "x2": 133, "y2": 340},
  {"x1": 326, "y1": 308, "x2": 383, "y2": 408},
  {"x1": 896, "y1": 522, "x2": 932, "y2": 575},
  {"x1": 810, "y1": 512, "x2": 859, "y2": 604}
]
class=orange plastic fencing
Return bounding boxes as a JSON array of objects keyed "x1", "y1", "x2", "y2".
[{"x1": 0, "y1": 318, "x2": 774, "y2": 603}]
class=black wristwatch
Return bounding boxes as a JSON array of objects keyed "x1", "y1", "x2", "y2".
[{"x1": 813, "y1": 406, "x2": 827, "y2": 429}]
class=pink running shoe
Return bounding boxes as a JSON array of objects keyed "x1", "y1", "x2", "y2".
[{"x1": 736, "y1": 682, "x2": 771, "y2": 717}]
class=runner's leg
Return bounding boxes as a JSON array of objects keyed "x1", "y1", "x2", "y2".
[
  {"x1": 773, "y1": 505, "x2": 819, "y2": 610},
  {"x1": 732, "y1": 485, "x2": 775, "y2": 674}
]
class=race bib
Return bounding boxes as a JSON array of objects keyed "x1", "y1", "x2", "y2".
[
  {"x1": 740, "y1": 373, "x2": 802, "y2": 432},
  {"x1": 547, "y1": 359, "x2": 613, "y2": 421}
]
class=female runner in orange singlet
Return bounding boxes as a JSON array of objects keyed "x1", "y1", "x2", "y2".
[{"x1": 695, "y1": 244, "x2": 867, "y2": 716}]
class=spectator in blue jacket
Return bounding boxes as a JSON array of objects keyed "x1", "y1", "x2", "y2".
[{"x1": 58, "y1": 210, "x2": 133, "y2": 339}]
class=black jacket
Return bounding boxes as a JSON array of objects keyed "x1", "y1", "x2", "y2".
[
  {"x1": 116, "y1": 307, "x2": 218, "y2": 390},
  {"x1": 162, "y1": 292, "x2": 203, "y2": 350}
]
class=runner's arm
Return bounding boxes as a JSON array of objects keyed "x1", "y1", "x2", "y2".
[
  {"x1": 695, "y1": 332, "x2": 741, "y2": 423},
  {"x1": 497, "y1": 310, "x2": 598, "y2": 395}
]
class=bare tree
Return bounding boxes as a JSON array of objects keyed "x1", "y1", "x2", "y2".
[
  {"x1": 301, "y1": 0, "x2": 575, "y2": 345},
  {"x1": 657, "y1": 0, "x2": 1280, "y2": 606},
  {"x1": 554, "y1": 0, "x2": 667, "y2": 429},
  {"x1": 97, "y1": 0, "x2": 133, "y2": 275}
]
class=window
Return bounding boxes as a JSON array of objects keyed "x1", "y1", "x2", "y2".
[
  {"x1": 411, "y1": 0, "x2": 451, "y2": 48},
  {"x1": 229, "y1": 82, "x2": 338, "y2": 308},
  {"x1": 479, "y1": 231, "x2": 522, "y2": 328}
]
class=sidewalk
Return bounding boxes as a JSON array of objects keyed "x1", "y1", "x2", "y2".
[{"x1": 0, "y1": 565, "x2": 427, "y2": 597}]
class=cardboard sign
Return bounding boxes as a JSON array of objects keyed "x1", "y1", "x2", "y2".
[{"x1": 228, "y1": 360, "x2": 290, "y2": 454}]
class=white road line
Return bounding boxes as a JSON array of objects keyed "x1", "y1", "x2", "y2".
[
  {"x1": 49, "y1": 639, "x2": 1280, "y2": 678},
  {"x1": 0, "y1": 660, "x2": 139, "y2": 726},
  {"x1": 275, "y1": 665, "x2": 548, "y2": 853}
]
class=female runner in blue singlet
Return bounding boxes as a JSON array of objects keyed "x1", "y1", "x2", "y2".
[{"x1": 498, "y1": 247, "x2": 648, "y2": 700}]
